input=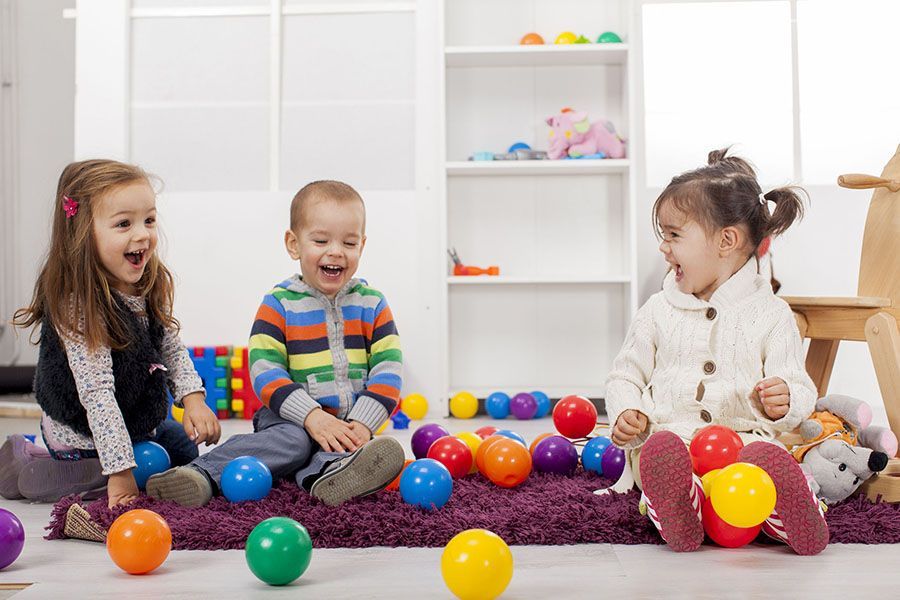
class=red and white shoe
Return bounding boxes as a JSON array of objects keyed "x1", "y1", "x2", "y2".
[
  {"x1": 740, "y1": 441, "x2": 829, "y2": 556},
  {"x1": 640, "y1": 431, "x2": 705, "y2": 552}
]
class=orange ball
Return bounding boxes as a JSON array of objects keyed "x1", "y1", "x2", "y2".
[
  {"x1": 475, "y1": 435, "x2": 505, "y2": 475},
  {"x1": 106, "y1": 509, "x2": 172, "y2": 575},
  {"x1": 529, "y1": 433, "x2": 554, "y2": 455},
  {"x1": 482, "y1": 438, "x2": 532, "y2": 488},
  {"x1": 386, "y1": 459, "x2": 414, "y2": 491},
  {"x1": 519, "y1": 32, "x2": 544, "y2": 45}
]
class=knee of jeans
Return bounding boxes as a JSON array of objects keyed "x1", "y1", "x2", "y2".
[{"x1": 280, "y1": 423, "x2": 313, "y2": 457}]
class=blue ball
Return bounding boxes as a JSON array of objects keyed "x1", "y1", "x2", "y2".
[
  {"x1": 399, "y1": 458, "x2": 453, "y2": 510},
  {"x1": 485, "y1": 392, "x2": 511, "y2": 419},
  {"x1": 494, "y1": 429, "x2": 527, "y2": 447},
  {"x1": 531, "y1": 391, "x2": 551, "y2": 418},
  {"x1": 132, "y1": 441, "x2": 171, "y2": 490},
  {"x1": 581, "y1": 436, "x2": 613, "y2": 474},
  {"x1": 221, "y1": 456, "x2": 273, "y2": 503}
]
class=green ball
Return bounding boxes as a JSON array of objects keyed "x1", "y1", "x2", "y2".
[
  {"x1": 245, "y1": 517, "x2": 313, "y2": 586},
  {"x1": 596, "y1": 31, "x2": 623, "y2": 44}
]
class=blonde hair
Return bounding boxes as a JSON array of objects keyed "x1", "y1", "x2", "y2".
[
  {"x1": 12, "y1": 159, "x2": 178, "y2": 350},
  {"x1": 289, "y1": 180, "x2": 365, "y2": 232}
]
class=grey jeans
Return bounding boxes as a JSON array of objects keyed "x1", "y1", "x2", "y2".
[{"x1": 191, "y1": 406, "x2": 347, "y2": 493}]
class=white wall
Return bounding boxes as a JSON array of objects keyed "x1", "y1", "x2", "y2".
[{"x1": 0, "y1": 0, "x2": 74, "y2": 366}]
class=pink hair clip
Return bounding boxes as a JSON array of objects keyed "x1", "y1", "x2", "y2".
[{"x1": 62, "y1": 195, "x2": 79, "y2": 218}]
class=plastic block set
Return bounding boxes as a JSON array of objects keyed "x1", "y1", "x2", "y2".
[{"x1": 186, "y1": 346, "x2": 262, "y2": 420}]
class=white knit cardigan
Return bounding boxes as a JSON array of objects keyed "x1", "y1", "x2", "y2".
[{"x1": 605, "y1": 258, "x2": 817, "y2": 450}]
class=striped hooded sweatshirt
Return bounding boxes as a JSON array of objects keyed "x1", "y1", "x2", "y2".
[{"x1": 249, "y1": 275, "x2": 402, "y2": 434}]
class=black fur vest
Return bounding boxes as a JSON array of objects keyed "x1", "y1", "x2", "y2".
[{"x1": 34, "y1": 299, "x2": 169, "y2": 440}]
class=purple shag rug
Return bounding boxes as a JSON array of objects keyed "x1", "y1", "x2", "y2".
[{"x1": 46, "y1": 470, "x2": 900, "y2": 550}]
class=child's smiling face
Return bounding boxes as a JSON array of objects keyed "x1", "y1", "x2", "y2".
[
  {"x1": 92, "y1": 181, "x2": 158, "y2": 296},
  {"x1": 657, "y1": 202, "x2": 724, "y2": 301},
  {"x1": 285, "y1": 197, "x2": 366, "y2": 298}
]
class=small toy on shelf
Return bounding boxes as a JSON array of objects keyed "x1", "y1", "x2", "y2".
[
  {"x1": 574, "y1": 35, "x2": 592, "y2": 44},
  {"x1": 519, "y1": 32, "x2": 544, "y2": 45},
  {"x1": 596, "y1": 31, "x2": 623, "y2": 43},
  {"x1": 554, "y1": 31, "x2": 577, "y2": 44},
  {"x1": 546, "y1": 108, "x2": 626, "y2": 160},
  {"x1": 448, "y1": 248, "x2": 499, "y2": 276}
]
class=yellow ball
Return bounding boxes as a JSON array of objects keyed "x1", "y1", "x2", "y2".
[
  {"x1": 401, "y1": 393, "x2": 428, "y2": 420},
  {"x1": 450, "y1": 391, "x2": 478, "y2": 419},
  {"x1": 455, "y1": 432, "x2": 483, "y2": 473},
  {"x1": 710, "y1": 462, "x2": 777, "y2": 528},
  {"x1": 441, "y1": 529, "x2": 513, "y2": 600},
  {"x1": 375, "y1": 420, "x2": 389, "y2": 435},
  {"x1": 554, "y1": 31, "x2": 577, "y2": 44},
  {"x1": 171, "y1": 405, "x2": 184, "y2": 424},
  {"x1": 701, "y1": 468, "x2": 722, "y2": 497}
]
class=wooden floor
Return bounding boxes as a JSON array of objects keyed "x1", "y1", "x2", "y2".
[{"x1": 1, "y1": 415, "x2": 898, "y2": 599}]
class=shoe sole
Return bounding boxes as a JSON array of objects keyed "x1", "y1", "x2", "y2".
[
  {"x1": 739, "y1": 442, "x2": 829, "y2": 556},
  {"x1": 310, "y1": 437, "x2": 405, "y2": 507},
  {"x1": 640, "y1": 431, "x2": 704, "y2": 552},
  {"x1": 17, "y1": 456, "x2": 106, "y2": 503},
  {"x1": 0, "y1": 435, "x2": 26, "y2": 499},
  {"x1": 145, "y1": 467, "x2": 212, "y2": 507}
]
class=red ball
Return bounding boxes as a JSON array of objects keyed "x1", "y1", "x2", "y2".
[
  {"x1": 552, "y1": 395, "x2": 598, "y2": 438},
  {"x1": 426, "y1": 436, "x2": 473, "y2": 479},
  {"x1": 689, "y1": 425, "x2": 744, "y2": 476},
  {"x1": 475, "y1": 426, "x2": 499, "y2": 440},
  {"x1": 701, "y1": 497, "x2": 762, "y2": 548}
]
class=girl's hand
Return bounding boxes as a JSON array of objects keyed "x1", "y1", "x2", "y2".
[
  {"x1": 181, "y1": 393, "x2": 222, "y2": 446},
  {"x1": 107, "y1": 470, "x2": 140, "y2": 509},
  {"x1": 612, "y1": 410, "x2": 649, "y2": 446},
  {"x1": 754, "y1": 377, "x2": 790, "y2": 420},
  {"x1": 304, "y1": 409, "x2": 360, "y2": 452}
]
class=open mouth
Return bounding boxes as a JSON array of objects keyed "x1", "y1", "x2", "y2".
[
  {"x1": 125, "y1": 249, "x2": 146, "y2": 267},
  {"x1": 320, "y1": 264, "x2": 344, "y2": 279}
]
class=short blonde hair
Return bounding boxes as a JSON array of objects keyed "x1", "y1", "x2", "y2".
[{"x1": 290, "y1": 180, "x2": 365, "y2": 232}]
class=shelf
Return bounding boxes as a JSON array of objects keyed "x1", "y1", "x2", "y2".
[
  {"x1": 446, "y1": 159, "x2": 629, "y2": 176},
  {"x1": 445, "y1": 44, "x2": 628, "y2": 68},
  {"x1": 448, "y1": 276, "x2": 631, "y2": 286},
  {"x1": 447, "y1": 386, "x2": 610, "y2": 403}
]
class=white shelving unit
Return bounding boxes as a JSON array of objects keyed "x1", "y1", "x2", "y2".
[{"x1": 437, "y1": 0, "x2": 639, "y2": 409}]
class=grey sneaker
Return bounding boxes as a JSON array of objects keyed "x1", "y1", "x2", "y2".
[
  {"x1": 146, "y1": 466, "x2": 213, "y2": 507},
  {"x1": 310, "y1": 437, "x2": 405, "y2": 507},
  {"x1": 0, "y1": 435, "x2": 48, "y2": 500},
  {"x1": 17, "y1": 454, "x2": 106, "y2": 503}
]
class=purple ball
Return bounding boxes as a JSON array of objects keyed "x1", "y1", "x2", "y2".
[
  {"x1": 510, "y1": 393, "x2": 537, "y2": 420},
  {"x1": 532, "y1": 435, "x2": 579, "y2": 475},
  {"x1": 600, "y1": 445, "x2": 626, "y2": 481},
  {"x1": 0, "y1": 508, "x2": 25, "y2": 570},
  {"x1": 411, "y1": 424, "x2": 451, "y2": 459}
]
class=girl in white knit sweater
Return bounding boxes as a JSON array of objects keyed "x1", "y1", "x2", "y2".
[{"x1": 606, "y1": 148, "x2": 827, "y2": 555}]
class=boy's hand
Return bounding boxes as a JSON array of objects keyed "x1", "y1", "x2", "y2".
[
  {"x1": 347, "y1": 420, "x2": 373, "y2": 447},
  {"x1": 182, "y1": 393, "x2": 222, "y2": 446},
  {"x1": 753, "y1": 377, "x2": 790, "y2": 420},
  {"x1": 305, "y1": 408, "x2": 360, "y2": 452},
  {"x1": 108, "y1": 470, "x2": 140, "y2": 509},
  {"x1": 612, "y1": 410, "x2": 649, "y2": 447}
]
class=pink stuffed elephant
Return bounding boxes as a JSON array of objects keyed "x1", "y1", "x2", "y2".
[{"x1": 545, "y1": 109, "x2": 626, "y2": 160}]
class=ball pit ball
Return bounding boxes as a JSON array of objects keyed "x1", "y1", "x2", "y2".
[
  {"x1": 411, "y1": 423, "x2": 451, "y2": 459},
  {"x1": 399, "y1": 458, "x2": 454, "y2": 510},
  {"x1": 532, "y1": 435, "x2": 579, "y2": 475},
  {"x1": 600, "y1": 445, "x2": 626, "y2": 480},
  {"x1": 510, "y1": 393, "x2": 537, "y2": 420},
  {"x1": 106, "y1": 509, "x2": 172, "y2": 575},
  {"x1": 221, "y1": 456, "x2": 273, "y2": 503},
  {"x1": 552, "y1": 395, "x2": 598, "y2": 438},
  {"x1": 245, "y1": 517, "x2": 313, "y2": 586}
]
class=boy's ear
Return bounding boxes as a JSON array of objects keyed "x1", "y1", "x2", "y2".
[
  {"x1": 718, "y1": 226, "x2": 742, "y2": 256},
  {"x1": 285, "y1": 229, "x2": 301, "y2": 260},
  {"x1": 359, "y1": 235, "x2": 367, "y2": 254}
]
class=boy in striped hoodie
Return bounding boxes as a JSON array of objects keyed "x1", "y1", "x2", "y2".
[{"x1": 148, "y1": 180, "x2": 405, "y2": 507}]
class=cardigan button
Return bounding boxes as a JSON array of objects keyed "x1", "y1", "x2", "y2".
[
  {"x1": 703, "y1": 361, "x2": 716, "y2": 375},
  {"x1": 695, "y1": 382, "x2": 705, "y2": 402},
  {"x1": 706, "y1": 307, "x2": 717, "y2": 320},
  {"x1": 700, "y1": 409, "x2": 712, "y2": 423}
]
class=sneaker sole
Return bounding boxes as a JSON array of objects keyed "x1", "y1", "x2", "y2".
[
  {"x1": 17, "y1": 457, "x2": 106, "y2": 503},
  {"x1": 739, "y1": 441, "x2": 829, "y2": 556},
  {"x1": 145, "y1": 467, "x2": 212, "y2": 508},
  {"x1": 640, "y1": 431, "x2": 704, "y2": 552},
  {"x1": 310, "y1": 437, "x2": 405, "y2": 507},
  {"x1": 0, "y1": 435, "x2": 27, "y2": 499}
]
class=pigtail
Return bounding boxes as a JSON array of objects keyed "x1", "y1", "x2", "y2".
[{"x1": 763, "y1": 186, "x2": 806, "y2": 237}]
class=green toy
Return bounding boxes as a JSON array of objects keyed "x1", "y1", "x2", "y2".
[
  {"x1": 574, "y1": 35, "x2": 592, "y2": 44},
  {"x1": 245, "y1": 517, "x2": 313, "y2": 586},
  {"x1": 596, "y1": 31, "x2": 623, "y2": 44}
]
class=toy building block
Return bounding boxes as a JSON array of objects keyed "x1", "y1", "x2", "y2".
[
  {"x1": 391, "y1": 411, "x2": 411, "y2": 430},
  {"x1": 231, "y1": 346, "x2": 263, "y2": 420},
  {"x1": 447, "y1": 247, "x2": 500, "y2": 276},
  {"x1": 214, "y1": 350, "x2": 232, "y2": 419},
  {"x1": 189, "y1": 346, "x2": 228, "y2": 415}
]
